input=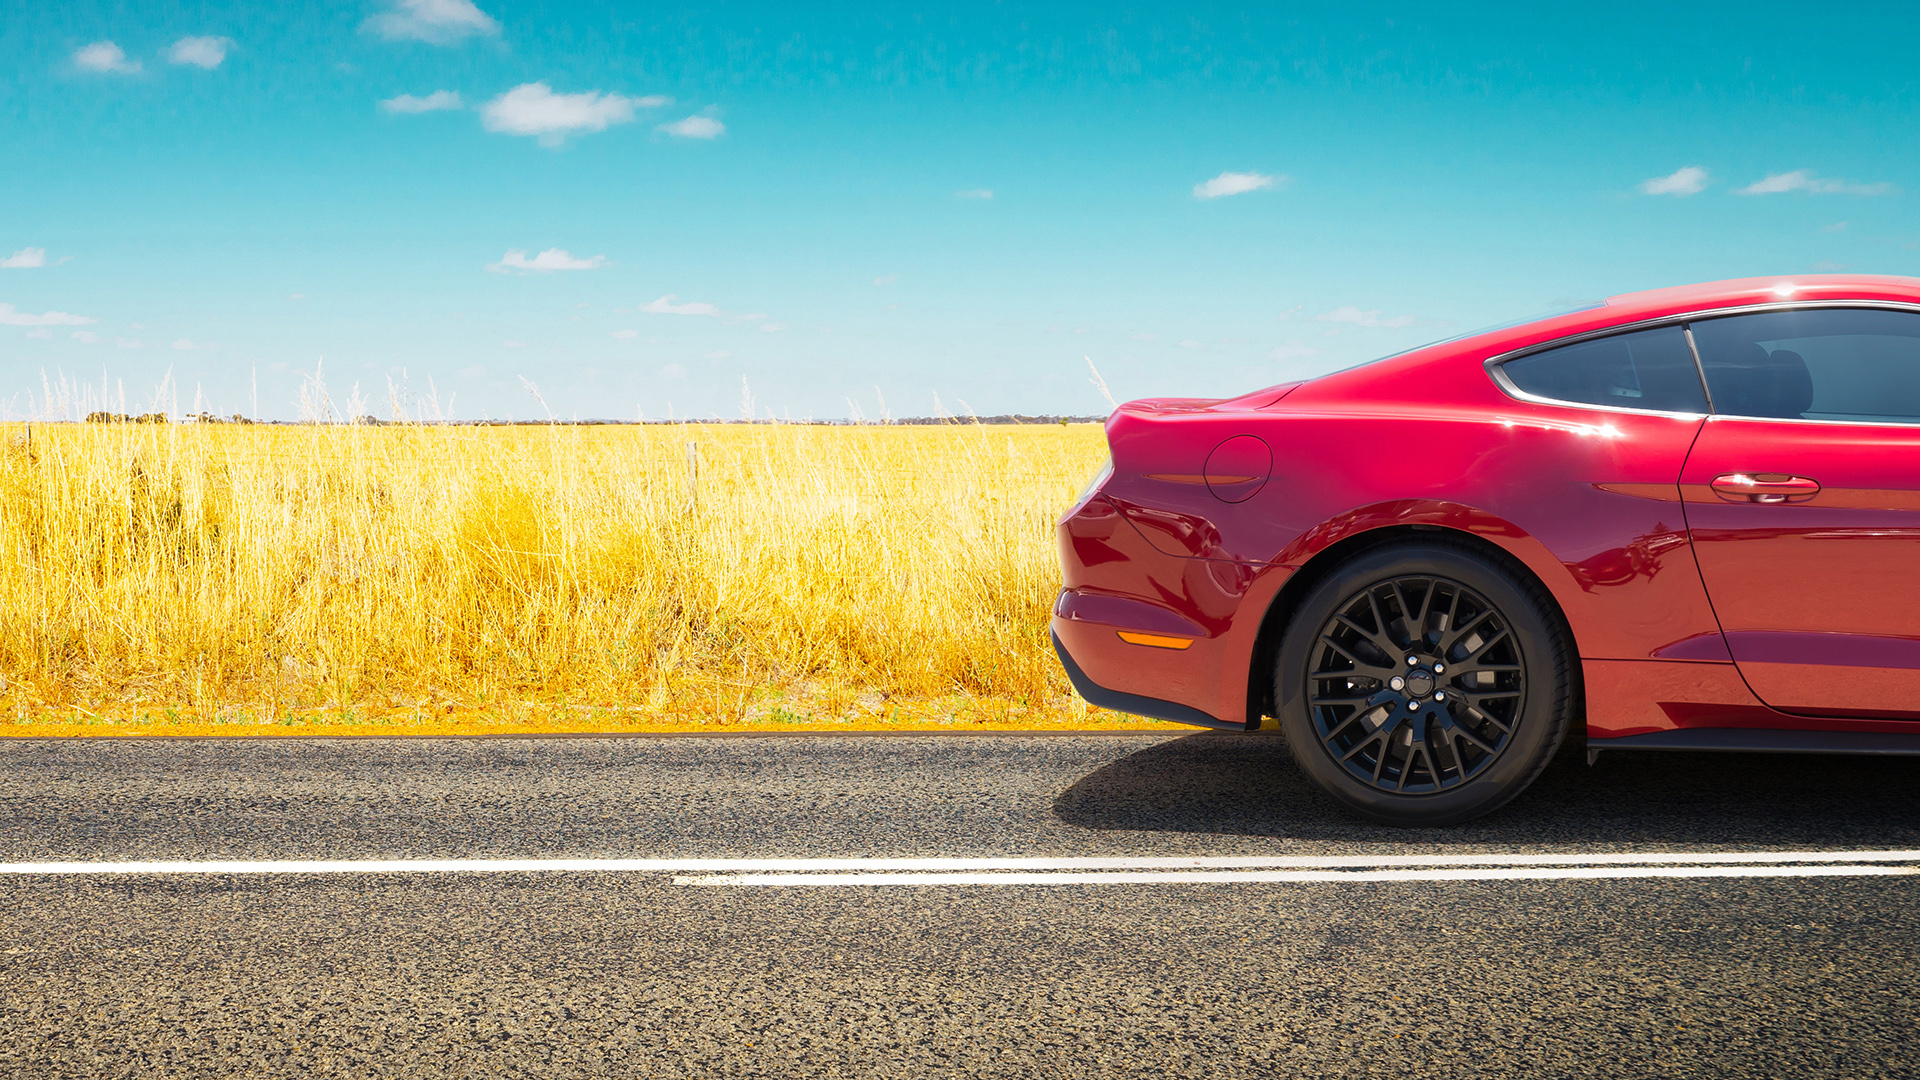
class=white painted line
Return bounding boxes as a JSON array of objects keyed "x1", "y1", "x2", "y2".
[
  {"x1": 677, "y1": 865, "x2": 1920, "y2": 887},
  {"x1": 0, "y1": 850, "x2": 1915, "y2": 876}
]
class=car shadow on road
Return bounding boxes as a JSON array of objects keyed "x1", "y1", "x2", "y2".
[{"x1": 1052, "y1": 733, "x2": 1920, "y2": 846}]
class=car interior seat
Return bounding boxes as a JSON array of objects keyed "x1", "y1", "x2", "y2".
[{"x1": 1704, "y1": 343, "x2": 1813, "y2": 418}]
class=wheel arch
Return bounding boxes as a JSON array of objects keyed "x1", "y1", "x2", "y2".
[{"x1": 1245, "y1": 518, "x2": 1585, "y2": 726}]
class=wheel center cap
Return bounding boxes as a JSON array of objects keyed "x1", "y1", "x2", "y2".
[{"x1": 1405, "y1": 670, "x2": 1436, "y2": 699}]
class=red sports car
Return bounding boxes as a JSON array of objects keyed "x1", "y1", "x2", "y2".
[{"x1": 1054, "y1": 274, "x2": 1920, "y2": 824}]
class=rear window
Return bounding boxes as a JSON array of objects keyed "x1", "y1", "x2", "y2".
[{"x1": 1498, "y1": 324, "x2": 1707, "y2": 413}]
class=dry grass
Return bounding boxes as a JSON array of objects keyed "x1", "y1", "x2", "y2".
[{"x1": 0, "y1": 420, "x2": 1158, "y2": 736}]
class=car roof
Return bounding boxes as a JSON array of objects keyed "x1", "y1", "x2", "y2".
[{"x1": 1293, "y1": 274, "x2": 1920, "y2": 401}]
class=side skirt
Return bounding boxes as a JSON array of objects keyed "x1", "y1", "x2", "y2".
[
  {"x1": 1586, "y1": 727, "x2": 1920, "y2": 764},
  {"x1": 1051, "y1": 632, "x2": 1249, "y2": 732}
]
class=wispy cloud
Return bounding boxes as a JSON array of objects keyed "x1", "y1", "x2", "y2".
[
  {"x1": 74, "y1": 41, "x2": 140, "y2": 74},
  {"x1": 641, "y1": 294, "x2": 722, "y2": 316},
  {"x1": 1, "y1": 248, "x2": 46, "y2": 269},
  {"x1": 115, "y1": 337, "x2": 142, "y2": 349},
  {"x1": 758, "y1": 322, "x2": 786, "y2": 333},
  {"x1": 481, "y1": 83, "x2": 665, "y2": 147},
  {"x1": 1316, "y1": 305, "x2": 1416, "y2": 328},
  {"x1": 71, "y1": 330, "x2": 100, "y2": 344},
  {"x1": 1639, "y1": 166, "x2": 1709, "y2": 196},
  {"x1": 658, "y1": 115, "x2": 724, "y2": 139},
  {"x1": 610, "y1": 329, "x2": 638, "y2": 339},
  {"x1": 873, "y1": 275, "x2": 898, "y2": 286},
  {"x1": 1194, "y1": 171, "x2": 1283, "y2": 200},
  {"x1": 0, "y1": 303, "x2": 95, "y2": 326},
  {"x1": 167, "y1": 36, "x2": 233, "y2": 69},
  {"x1": 1736, "y1": 169, "x2": 1894, "y2": 196},
  {"x1": 380, "y1": 90, "x2": 463, "y2": 113},
  {"x1": 486, "y1": 248, "x2": 611, "y2": 273},
  {"x1": 1820, "y1": 221, "x2": 1849, "y2": 234},
  {"x1": 171, "y1": 338, "x2": 201, "y2": 350},
  {"x1": 956, "y1": 188, "x2": 994, "y2": 200},
  {"x1": 363, "y1": 0, "x2": 500, "y2": 44}
]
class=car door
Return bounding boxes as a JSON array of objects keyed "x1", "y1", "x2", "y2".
[{"x1": 1680, "y1": 305, "x2": 1920, "y2": 717}]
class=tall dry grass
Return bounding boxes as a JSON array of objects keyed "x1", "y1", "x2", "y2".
[{"x1": 0, "y1": 421, "x2": 1109, "y2": 728}]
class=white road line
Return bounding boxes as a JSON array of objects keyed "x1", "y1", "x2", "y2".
[
  {"x1": 0, "y1": 850, "x2": 1915, "y2": 876},
  {"x1": 677, "y1": 865, "x2": 1920, "y2": 887}
]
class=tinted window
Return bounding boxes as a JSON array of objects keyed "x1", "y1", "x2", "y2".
[
  {"x1": 1691, "y1": 308, "x2": 1920, "y2": 423},
  {"x1": 1499, "y1": 325, "x2": 1707, "y2": 413}
]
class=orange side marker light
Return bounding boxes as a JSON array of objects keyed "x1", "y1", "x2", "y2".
[{"x1": 1116, "y1": 631, "x2": 1195, "y2": 650}]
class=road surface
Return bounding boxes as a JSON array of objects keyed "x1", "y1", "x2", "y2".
[{"x1": 0, "y1": 732, "x2": 1915, "y2": 1077}]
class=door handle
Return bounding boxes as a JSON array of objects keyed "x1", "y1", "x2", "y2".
[{"x1": 1710, "y1": 473, "x2": 1821, "y2": 504}]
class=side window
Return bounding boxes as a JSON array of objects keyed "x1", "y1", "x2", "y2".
[
  {"x1": 1498, "y1": 325, "x2": 1707, "y2": 413},
  {"x1": 1691, "y1": 308, "x2": 1920, "y2": 423}
]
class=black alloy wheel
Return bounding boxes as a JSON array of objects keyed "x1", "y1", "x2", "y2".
[
  {"x1": 1308, "y1": 575, "x2": 1523, "y2": 794},
  {"x1": 1273, "y1": 540, "x2": 1573, "y2": 826}
]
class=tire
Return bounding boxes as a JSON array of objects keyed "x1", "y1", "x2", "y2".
[{"x1": 1273, "y1": 539, "x2": 1573, "y2": 826}]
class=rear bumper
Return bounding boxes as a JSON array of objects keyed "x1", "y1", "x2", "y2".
[{"x1": 1051, "y1": 631, "x2": 1248, "y2": 731}]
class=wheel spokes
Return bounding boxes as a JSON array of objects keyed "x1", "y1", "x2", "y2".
[{"x1": 1306, "y1": 571, "x2": 1525, "y2": 797}]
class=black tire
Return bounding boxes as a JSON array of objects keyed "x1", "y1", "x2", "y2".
[{"x1": 1273, "y1": 539, "x2": 1573, "y2": 826}]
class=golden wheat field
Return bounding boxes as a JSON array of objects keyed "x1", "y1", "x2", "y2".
[{"x1": 0, "y1": 419, "x2": 1156, "y2": 735}]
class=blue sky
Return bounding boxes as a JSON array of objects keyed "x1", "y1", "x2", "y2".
[{"x1": 3, "y1": 2, "x2": 1915, "y2": 421}]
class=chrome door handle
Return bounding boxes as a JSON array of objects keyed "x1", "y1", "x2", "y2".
[{"x1": 1710, "y1": 473, "x2": 1821, "y2": 504}]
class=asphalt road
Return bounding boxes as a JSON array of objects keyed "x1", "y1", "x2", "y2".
[{"x1": 0, "y1": 732, "x2": 1916, "y2": 1078}]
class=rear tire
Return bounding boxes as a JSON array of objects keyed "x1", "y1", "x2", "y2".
[{"x1": 1273, "y1": 540, "x2": 1573, "y2": 826}]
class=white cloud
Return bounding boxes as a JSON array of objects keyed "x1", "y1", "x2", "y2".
[
  {"x1": 1820, "y1": 221, "x2": 1849, "y2": 234},
  {"x1": 1270, "y1": 342, "x2": 1319, "y2": 360},
  {"x1": 1736, "y1": 169, "x2": 1894, "y2": 196},
  {"x1": 363, "y1": 0, "x2": 500, "y2": 44},
  {"x1": 72, "y1": 330, "x2": 100, "y2": 343},
  {"x1": 288, "y1": 293, "x2": 306, "y2": 300},
  {"x1": 1639, "y1": 166, "x2": 1709, "y2": 196},
  {"x1": 380, "y1": 90, "x2": 463, "y2": 113},
  {"x1": 115, "y1": 337, "x2": 142, "y2": 349},
  {"x1": 956, "y1": 189, "x2": 994, "y2": 200},
  {"x1": 659, "y1": 115, "x2": 724, "y2": 139},
  {"x1": 0, "y1": 303, "x2": 94, "y2": 326},
  {"x1": 486, "y1": 248, "x2": 611, "y2": 273},
  {"x1": 641, "y1": 294, "x2": 722, "y2": 316},
  {"x1": 758, "y1": 322, "x2": 786, "y2": 333},
  {"x1": 1194, "y1": 171, "x2": 1283, "y2": 200},
  {"x1": 1, "y1": 248, "x2": 46, "y2": 269},
  {"x1": 167, "y1": 36, "x2": 233, "y2": 69},
  {"x1": 74, "y1": 41, "x2": 140, "y2": 74},
  {"x1": 481, "y1": 83, "x2": 663, "y2": 146},
  {"x1": 171, "y1": 338, "x2": 199, "y2": 350},
  {"x1": 610, "y1": 329, "x2": 637, "y2": 339},
  {"x1": 1316, "y1": 305, "x2": 1416, "y2": 328},
  {"x1": 659, "y1": 363, "x2": 687, "y2": 379}
]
